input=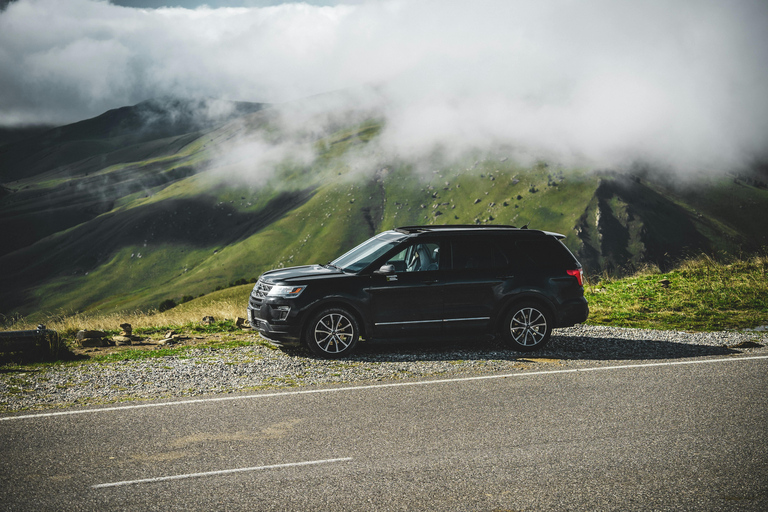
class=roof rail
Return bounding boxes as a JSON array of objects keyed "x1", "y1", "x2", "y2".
[{"x1": 395, "y1": 224, "x2": 519, "y2": 233}]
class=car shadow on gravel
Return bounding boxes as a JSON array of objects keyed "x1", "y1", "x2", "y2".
[{"x1": 297, "y1": 331, "x2": 751, "y2": 363}]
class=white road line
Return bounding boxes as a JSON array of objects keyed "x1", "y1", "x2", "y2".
[
  {"x1": 92, "y1": 457, "x2": 353, "y2": 489},
  {"x1": 3, "y1": 354, "x2": 767, "y2": 422}
]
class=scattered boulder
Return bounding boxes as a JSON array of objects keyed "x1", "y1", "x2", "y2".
[
  {"x1": 76, "y1": 330, "x2": 106, "y2": 347},
  {"x1": 235, "y1": 317, "x2": 247, "y2": 329},
  {"x1": 77, "y1": 330, "x2": 105, "y2": 340},
  {"x1": 112, "y1": 335, "x2": 133, "y2": 346},
  {"x1": 201, "y1": 316, "x2": 215, "y2": 325},
  {"x1": 156, "y1": 330, "x2": 189, "y2": 345},
  {"x1": 113, "y1": 323, "x2": 145, "y2": 344}
]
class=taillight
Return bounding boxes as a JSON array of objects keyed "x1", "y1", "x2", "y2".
[{"x1": 567, "y1": 269, "x2": 584, "y2": 286}]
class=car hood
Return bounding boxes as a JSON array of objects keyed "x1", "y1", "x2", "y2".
[{"x1": 260, "y1": 264, "x2": 344, "y2": 283}]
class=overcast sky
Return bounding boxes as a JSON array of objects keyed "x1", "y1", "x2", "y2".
[{"x1": 1, "y1": 0, "x2": 767, "y2": 172}]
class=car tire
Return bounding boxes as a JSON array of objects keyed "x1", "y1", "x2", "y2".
[
  {"x1": 502, "y1": 302, "x2": 553, "y2": 351},
  {"x1": 304, "y1": 307, "x2": 360, "y2": 358}
]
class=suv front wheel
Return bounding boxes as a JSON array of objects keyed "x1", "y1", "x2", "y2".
[
  {"x1": 502, "y1": 303, "x2": 553, "y2": 351},
  {"x1": 304, "y1": 307, "x2": 360, "y2": 358}
]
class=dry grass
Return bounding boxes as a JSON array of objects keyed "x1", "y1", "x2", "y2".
[{"x1": 2, "y1": 286, "x2": 251, "y2": 336}]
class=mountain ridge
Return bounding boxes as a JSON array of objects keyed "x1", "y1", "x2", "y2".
[{"x1": 0, "y1": 97, "x2": 267, "y2": 182}]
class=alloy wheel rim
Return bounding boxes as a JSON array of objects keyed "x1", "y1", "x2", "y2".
[
  {"x1": 314, "y1": 313, "x2": 354, "y2": 353},
  {"x1": 509, "y1": 307, "x2": 547, "y2": 346}
]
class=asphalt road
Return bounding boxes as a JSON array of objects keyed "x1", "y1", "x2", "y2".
[{"x1": 2, "y1": 355, "x2": 767, "y2": 511}]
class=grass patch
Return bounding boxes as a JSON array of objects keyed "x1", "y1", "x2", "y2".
[{"x1": 585, "y1": 253, "x2": 768, "y2": 331}]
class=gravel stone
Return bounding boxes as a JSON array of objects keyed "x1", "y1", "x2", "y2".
[{"x1": 1, "y1": 325, "x2": 766, "y2": 413}]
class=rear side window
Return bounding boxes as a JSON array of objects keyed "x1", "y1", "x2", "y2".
[
  {"x1": 512, "y1": 237, "x2": 579, "y2": 269},
  {"x1": 450, "y1": 238, "x2": 509, "y2": 270}
]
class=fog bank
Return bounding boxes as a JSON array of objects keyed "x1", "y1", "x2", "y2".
[{"x1": 1, "y1": 0, "x2": 767, "y2": 173}]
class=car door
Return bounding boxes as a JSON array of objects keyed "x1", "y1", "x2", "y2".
[
  {"x1": 440, "y1": 236, "x2": 515, "y2": 334},
  {"x1": 367, "y1": 241, "x2": 445, "y2": 338}
]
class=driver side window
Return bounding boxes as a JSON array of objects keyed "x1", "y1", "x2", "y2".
[{"x1": 386, "y1": 243, "x2": 440, "y2": 272}]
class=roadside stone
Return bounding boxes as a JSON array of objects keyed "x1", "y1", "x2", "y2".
[
  {"x1": 201, "y1": 316, "x2": 215, "y2": 325},
  {"x1": 77, "y1": 330, "x2": 105, "y2": 341},
  {"x1": 78, "y1": 337, "x2": 105, "y2": 348},
  {"x1": 112, "y1": 336, "x2": 133, "y2": 346},
  {"x1": 119, "y1": 323, "x2": 133, "y2": 336},
  {"x1": 76, "y1": 330, "x2": 106, "y2": 347}
]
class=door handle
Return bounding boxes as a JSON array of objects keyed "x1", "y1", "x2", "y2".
[{"x1": 422, "y1": 279, "x2": 439, "y2": 285}]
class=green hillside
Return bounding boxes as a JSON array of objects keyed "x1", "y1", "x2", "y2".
[{"x1": 1, "y1": 99, "x2": 767, "y2": 321}]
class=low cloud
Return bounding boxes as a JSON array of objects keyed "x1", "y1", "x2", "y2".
[{"x1": 1, "y1": 0, "x2": 767, "y2": 174}]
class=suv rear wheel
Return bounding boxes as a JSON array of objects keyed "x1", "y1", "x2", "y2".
[
  {"x1": 502, "y1": 303, "x2": 553, "y2": 351},
  {"x1": 305, "y1": 307, "x2": 359, "y2": 358}
]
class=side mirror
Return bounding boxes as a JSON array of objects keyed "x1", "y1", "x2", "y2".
[{"x1": 374, "y1": 264, "x2": 396, "y2": 275}]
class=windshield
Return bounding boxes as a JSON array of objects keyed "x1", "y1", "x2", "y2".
[{"x1": 331, "y1": 231, "x2": 406, "y2": 272}]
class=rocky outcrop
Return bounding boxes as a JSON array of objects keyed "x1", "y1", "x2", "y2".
[{"x1": 574, "y1": 175, "x2": 714, "y2": 274}]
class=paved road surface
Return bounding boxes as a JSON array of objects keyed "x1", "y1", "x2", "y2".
[{"x1": 2, "y1": 355, "x2": 767, "y2": 511}]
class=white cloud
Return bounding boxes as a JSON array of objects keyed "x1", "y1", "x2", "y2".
[{"x1": 1, "y1": 0, "x2": 766, "y2": 173}]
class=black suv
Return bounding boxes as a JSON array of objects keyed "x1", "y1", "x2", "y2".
[{"x1": 247, "y1": 225, "x2": 588, "y2": 357}]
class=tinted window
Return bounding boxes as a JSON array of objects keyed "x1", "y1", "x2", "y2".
[
  {"x1": 450, "y1": 238, "x2": 509, "y2": 270},
  {"x1": 512, "y1": 237, "x2": 578, "y2": 269}
]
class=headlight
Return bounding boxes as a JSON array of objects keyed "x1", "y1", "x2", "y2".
[{"x1": 267, "y1": 284, "x2": 307, "y2": 298}]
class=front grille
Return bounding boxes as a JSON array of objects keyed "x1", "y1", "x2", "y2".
[{"x1": 250, "y1": 280, "x2": 273, "y2": 308}]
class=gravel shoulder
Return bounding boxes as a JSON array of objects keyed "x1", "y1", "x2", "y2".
[{"x1": 1, "y1": 325, "x2": 766, "y2": 414}]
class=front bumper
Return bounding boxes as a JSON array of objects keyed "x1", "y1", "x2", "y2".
[{"x1": 247, "y1": 303, "x2": 303, "y2": 344}]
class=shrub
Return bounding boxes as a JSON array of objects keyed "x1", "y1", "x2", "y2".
[{"x1": 158, "y1": 299, "x2": 177, "y2": 312}]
